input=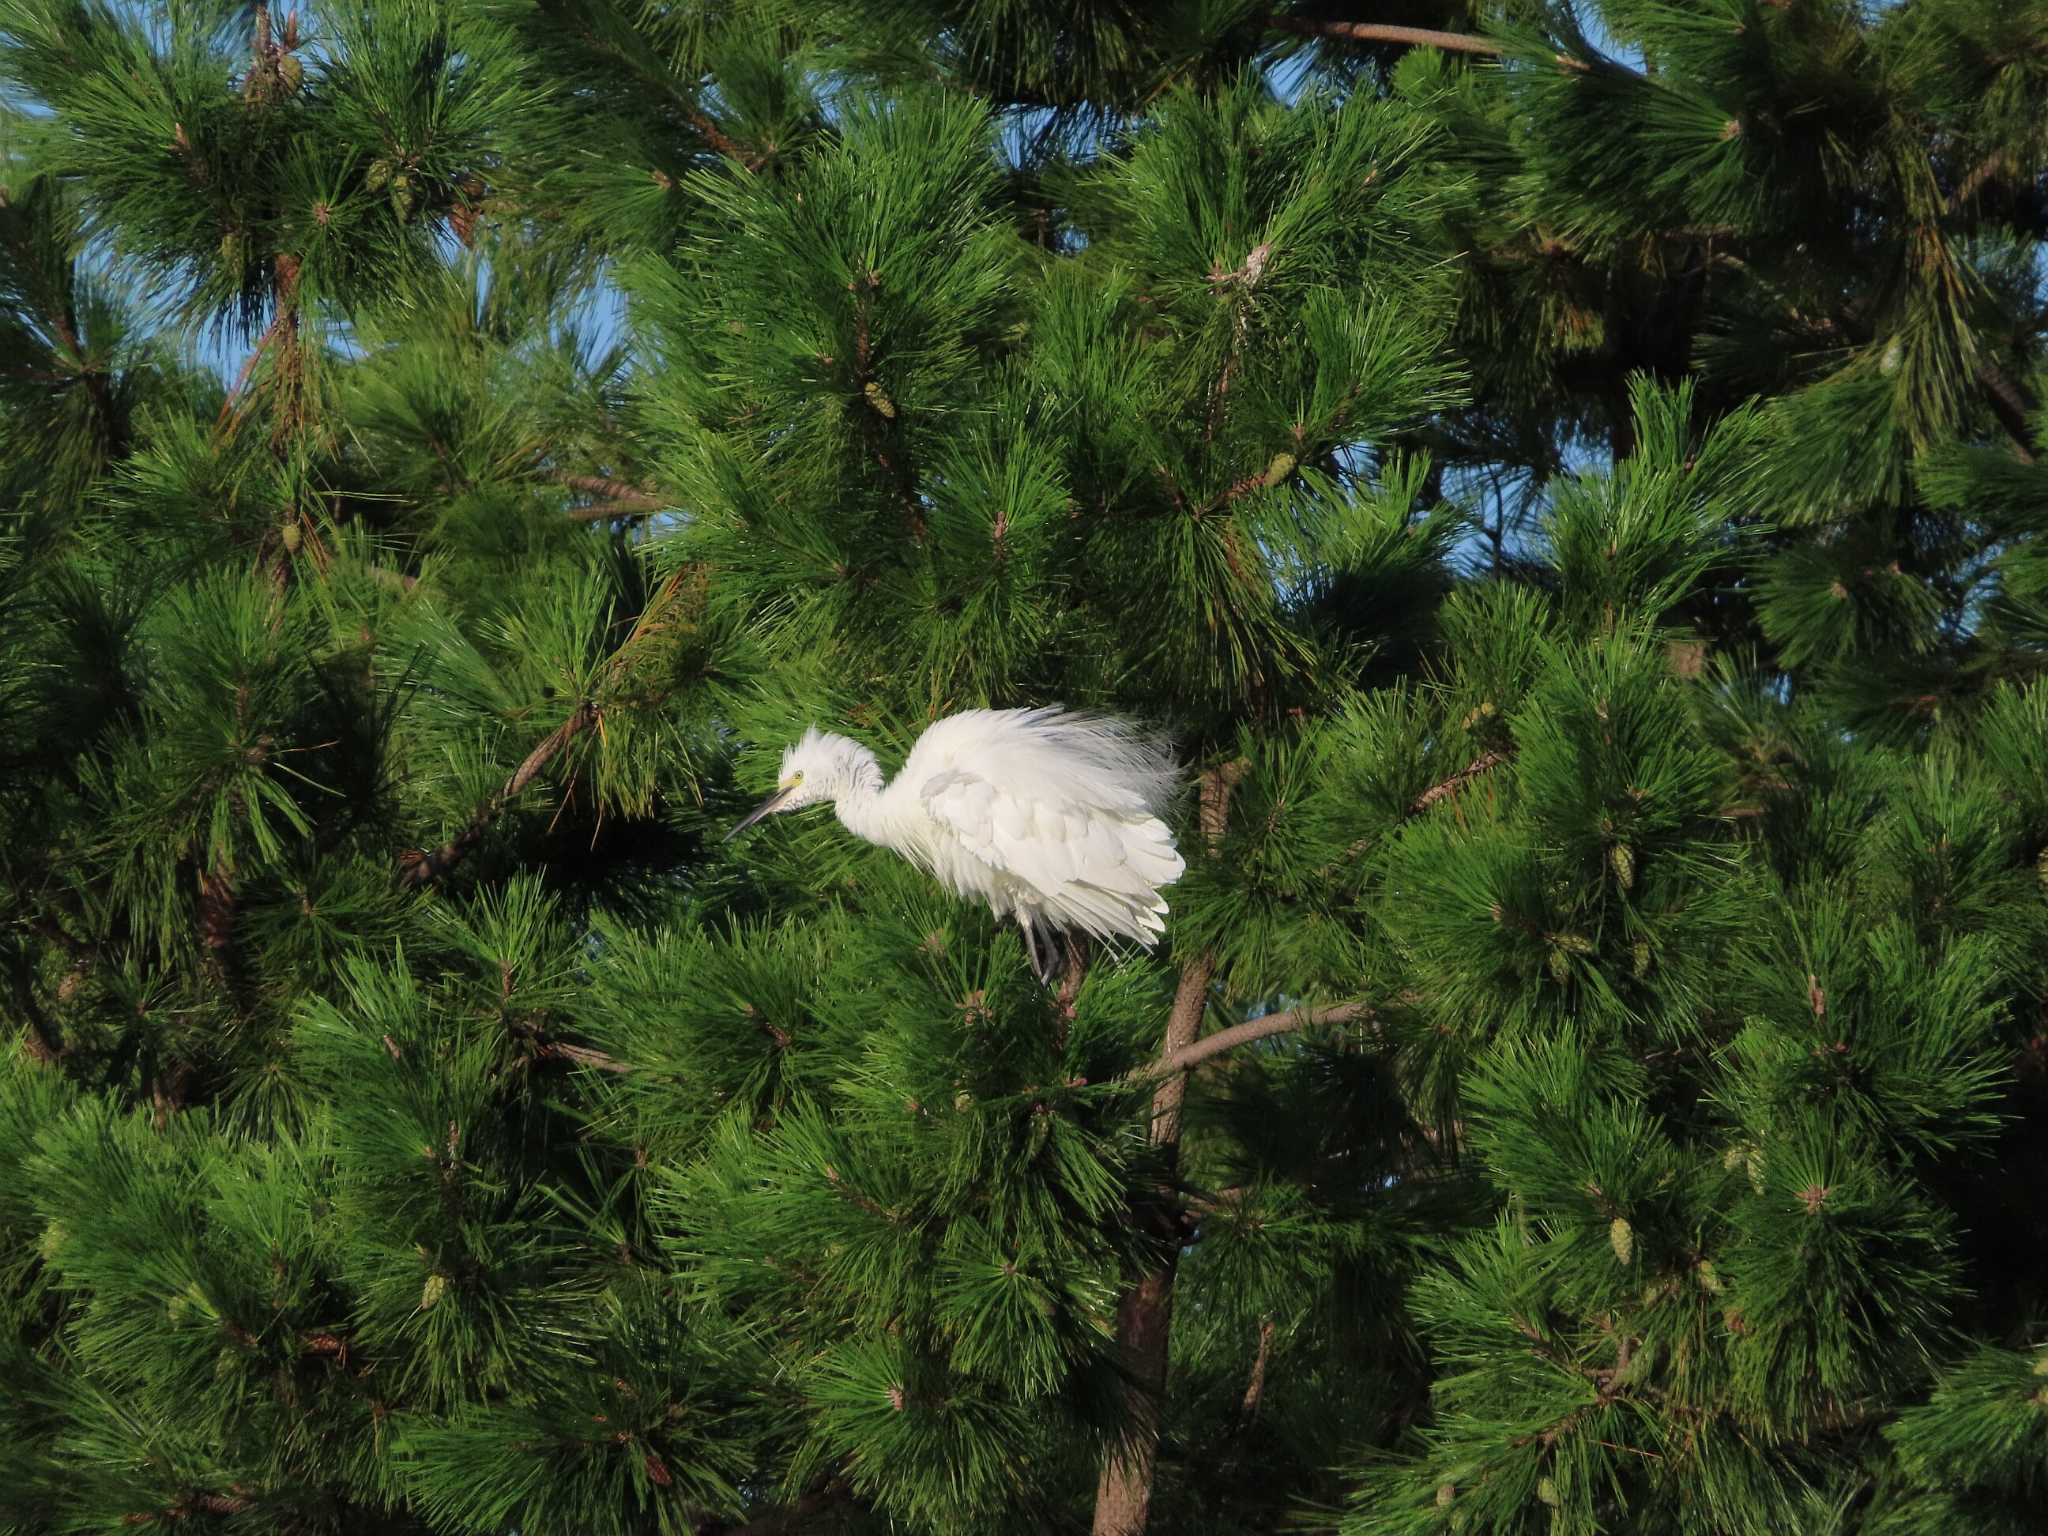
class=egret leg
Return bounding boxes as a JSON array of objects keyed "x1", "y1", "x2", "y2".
[{"x1": 1017, "y1": 911, "x2": 1054, "y2": 986}]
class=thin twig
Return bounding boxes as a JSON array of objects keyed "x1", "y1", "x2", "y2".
[
  {"x1": 121, "y1": 1491, "x2": 252, "y2": 1524},
  {"x1": 532, "y1": 1039, "x2": 632, "y2": 1073},
  {"x1": 1409, "y1": 750, "x2": 1510, "y2": 814},
  {"x1": 686, "y1": 108, "x2": 765, "y2": 172},
  {"x1": 420, "y1": 559, "x2": 696, "y2": 908},
  {"x1": 553, "y1": 474, "x2": 665, "y2": 509},
  {"x1": 398, "y1": 701, "x2": 600, "y2": 888}
]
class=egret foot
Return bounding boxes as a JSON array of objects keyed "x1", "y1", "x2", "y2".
[{"x1": 1018, "y1": 914, "x2": 1059, "y2": 987}]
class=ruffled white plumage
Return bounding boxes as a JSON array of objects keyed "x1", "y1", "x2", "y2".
[
  {"x1": 902, "y1": 708, "x2": 1184, "y2": 945},
  {"x1": 736, "y1": 706, "x2": 1186, "y2": 982}
]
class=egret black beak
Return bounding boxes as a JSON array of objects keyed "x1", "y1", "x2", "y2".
[{"x1": 726, "y1": 784, "x2": 798, "y2": 841}]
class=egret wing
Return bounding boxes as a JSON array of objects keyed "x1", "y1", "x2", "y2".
[{"x1": 918, "y1": 763, "x2": 1178, "y2": 942}]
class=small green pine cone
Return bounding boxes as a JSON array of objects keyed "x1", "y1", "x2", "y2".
[
  {"x1": 1610, "y1": 842, "x2": 1635, "y2": 890},
  {"x1": 1609, "y1": 1216, "x2": 1633, "y2": 1265}
]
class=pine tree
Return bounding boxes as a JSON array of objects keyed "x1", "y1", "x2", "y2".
[{"x1": 5, "y1": 4, "x2": 2047, "y2": 1536}]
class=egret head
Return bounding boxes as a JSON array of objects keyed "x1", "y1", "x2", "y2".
[{"x1": 726, "y1": 726, "x2": 880, "y2": 839}]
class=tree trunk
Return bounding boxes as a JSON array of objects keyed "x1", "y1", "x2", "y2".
[{"x1": 1091, "y1": 762, "x2": 1241, "y2": 1536}]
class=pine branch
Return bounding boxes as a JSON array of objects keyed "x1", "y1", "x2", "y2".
[
  {"x1": 396, "y1": 562, "x2": 698, "y2": 887},
  {"x1": 1946, "y1": 150, "x2": 2013, "y2": 213},
  {"x1": 531, "y1": 1039, "x2": 632, "y2": 1073},
  {"x1": 553, "y1": 11, "x2": 764, "y2": 175},
  {"x1": 195, "y1": 862, "x2": 251, "y2": 1013},
  {"x1": 1266, "y1": 15, "x2": 1510, "y2": 59},
  {"x1": 7, "y1": 950, "x2": 65, "y2": 1063},
  {"x1": 215, "y1": 253, "x2": 308, "y2": 444},
  {"x1": 45, "y1": 301, "x2": 122, "y2": 458},
  {"x1": 1409, "y1": 750, "x2": 1510, "y2": 813},
  {"x1": 686, "y1": 108, "x2": 766, "y2": 173},
  {"x1": 397, "y1": 701, "x2": 600, "y2": 888},
  {"x1": 1206, "y1": 467, "x2": 1275, "y2": 515},
  {"x1": 850, "y1": 274, "x2": 926, "y2": 541},
  {"x1": 1734, "y1": 256, "x2": 2041, "y2": 464},
  {"x1": 1239, "y1": 1317, "x2": 1276, "y2": 1423},
  {"x1": 552, "y1": 474, "x2": 666, "y2": 510},
  {"x1": 1265, "y1": 12, "x2": 1609, "y2": 74},
  {"x1": 120, "y1": 1491, "x2": 253, "y2": 1525},
  {"x1": 1131, "y1": 1001, "x2": 1376, "y2": 1081},
  {"x1": 1975, "y1": 359, "x2": 2039, "y2": 465}
]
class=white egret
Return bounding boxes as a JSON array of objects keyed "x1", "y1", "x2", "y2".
[{"x1": 727, "y1": 707, "x2": 1186, "y2": 982}]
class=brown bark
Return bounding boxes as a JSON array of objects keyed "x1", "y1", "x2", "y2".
[
  {"x1": 1976, "y1": 359, "x2": 2039, "y2": 465},
  {"x1": 1266, "y1": 15, "x2": 1510, "y2": 57},
  {"x1": 121, "y1": 1491, "x2": 252, "y2": 1524},
  {"x1": 1409, "y1": 750, "x2": 1509, "y2": 814},
  {"x1": 1946, "y1": 151, "x2": 2012, "y2": 213},
  {"x1": 1090, "y1": 1241, "x2": 1190, "y2": 1536},
  {"x1": 1265, "y1": 13, "x2": 1610, "y2": 74},
  {"x1": 1091, "y1": 761, "x2": 1242, "y2": 1536},
  {"x1": 8, "y1": 953, "x2": 64, "y2": 1063},
  {"x1": 686, "y1": 108, "x2": 765, "y2": 172},
  {"x1": 554, "y1": 474, "x2": 666, "y2": 509},
  {"x1": 1132, "y1": 1000, "x2": 1375, "y2": 1082},
  {"x1": 1240, "y1": 1317, "x2": 1276, "y2": 1422},
  {"x1": 196, "y1": 863, "x2": 249, "y2": 1013},
  {"x1": 530, "y1": 1038, "x2": 632, "y2": 1073}
]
